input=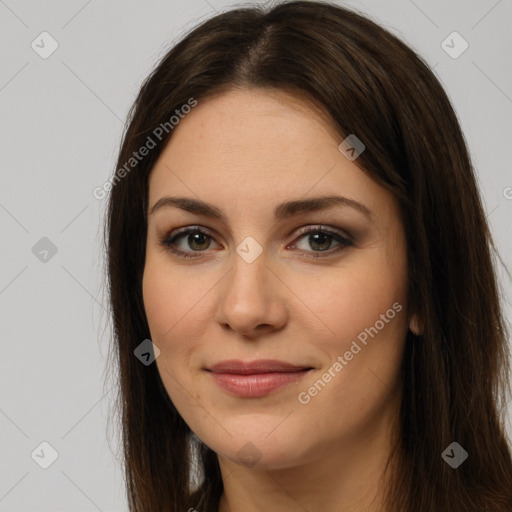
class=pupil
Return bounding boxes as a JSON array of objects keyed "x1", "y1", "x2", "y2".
[
  {"x1": 311, "y1": 233, "x2": 331, "y2": 251},
  {"x1": 190, "y1": 233, "x2": 209, "y2": 250}
]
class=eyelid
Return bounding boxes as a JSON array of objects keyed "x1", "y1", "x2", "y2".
[
  {"x1": 292, "y1": 224, "x2": 353, "y2": 244},
  {"x1": 166, "y1": 224, "x2": 215, "y2": 239}
]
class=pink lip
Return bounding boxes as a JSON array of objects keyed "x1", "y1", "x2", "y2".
[{"x1": 206, "y1": 359, "x2": 313, "y2": 398}]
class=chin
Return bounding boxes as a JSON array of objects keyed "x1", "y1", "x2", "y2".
[{"x1": 199, "y1": 424, "x2": 313, "y2": 471}]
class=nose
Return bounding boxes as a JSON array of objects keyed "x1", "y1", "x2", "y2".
[{"x1": 214, "y1": 249, "x2": 288, "y2": 338}]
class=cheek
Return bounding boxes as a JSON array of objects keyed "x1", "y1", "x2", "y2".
[
  {"x1": 295, "y1": 249, "x2": 408, "y2": 404},
  {"x1": 143, "y1": 267, "x2": 175, "y2": 340},
  {"x1": 142, "y1": 259, "x2": 202, "y2": 341},
  {"x1": 302, "y1": 259, "x2": 407, "y2": 347},
  {"x1": 142, "y1": 260, "x2": 215, "y2": 387},
  {"x1": 142, "y1": 263, "x2": 203, "y2": 413}
]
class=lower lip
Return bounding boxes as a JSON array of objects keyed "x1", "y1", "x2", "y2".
[{"x1": 209, "y1": 370, "x2": 310, "y2": 398}]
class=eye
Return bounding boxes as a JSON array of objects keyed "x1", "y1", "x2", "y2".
[
  {"x1": 288, "y1": 225, "x2": 353, "y2": 258},
  {"x1": 159, "y1": 225, "x2": 353, "y2": 259},
  {"x1": 159, "y1": 226, "x2": 218, "y2": 259}
]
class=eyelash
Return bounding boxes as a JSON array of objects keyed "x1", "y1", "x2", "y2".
[{"x1": 159, "y1": 225, "x2": 354, "y2": 259}]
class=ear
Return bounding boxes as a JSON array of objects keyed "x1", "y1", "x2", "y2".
[{"x1": 409, "y1": 315, "x2": 422, "y2": 336}]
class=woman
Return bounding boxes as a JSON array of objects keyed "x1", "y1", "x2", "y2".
[{"x1": 104, "y1": 1, "x2": 512, "y2": 510}]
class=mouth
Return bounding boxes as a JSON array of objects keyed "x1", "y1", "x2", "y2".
[{"x1": 205, "y1": 359, "x2": 314, "y2": 398}]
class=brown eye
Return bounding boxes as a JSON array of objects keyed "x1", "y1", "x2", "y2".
[
  {"x1": 160, "y1": 224, "x2": 353, "y2": 260},
  {"x1": 160, "y1": 227, "x2": 218, "y2": 258},
  {"x1": 290, "y1": 226, "x2": 353, "y2": 258}
]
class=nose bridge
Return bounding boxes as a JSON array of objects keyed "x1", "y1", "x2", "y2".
[{"x1": 227, "y1": 242, "x2": 270, "y2": 301}]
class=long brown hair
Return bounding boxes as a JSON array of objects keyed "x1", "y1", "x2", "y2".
[{"x1": 103, "y1": 1, "x2": 512, "y2": 510}]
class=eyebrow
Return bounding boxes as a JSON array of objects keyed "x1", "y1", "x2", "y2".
[{"x1": 148, "y1": 195, "x2": 373, "y2": 221}]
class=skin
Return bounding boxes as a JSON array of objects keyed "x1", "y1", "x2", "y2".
[{"x1": 142, "y1": 88, "x2": 419, "y2": 512}]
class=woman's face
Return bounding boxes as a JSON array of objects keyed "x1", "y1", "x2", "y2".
[{"x1": 143, "y1": 88, "x2": 414, "y2": 470}]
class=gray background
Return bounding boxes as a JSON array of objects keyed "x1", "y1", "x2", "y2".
[{"x1": 0, "y1": 0, "x2": 511, "y2": 510}]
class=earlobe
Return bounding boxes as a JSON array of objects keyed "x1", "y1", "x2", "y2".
[{"x1": 409, "y1": 315, "x2": 422, "y2": 336}]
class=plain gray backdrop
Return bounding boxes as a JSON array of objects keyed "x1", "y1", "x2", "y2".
[{"x1": 1, "y1": 0, "x2": 511, "y2": 510}]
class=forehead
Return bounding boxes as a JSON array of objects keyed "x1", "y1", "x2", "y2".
[
  {"x1": 147, "y1": 88, "x2": 396, "y2": 224},
  {"x1": 153, "y1": 88, "x2": 340, "y2": 173}
]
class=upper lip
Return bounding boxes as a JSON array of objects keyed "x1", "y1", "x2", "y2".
[{"x1": 206, "y1": 359, "x2": 313, "y2": 374}]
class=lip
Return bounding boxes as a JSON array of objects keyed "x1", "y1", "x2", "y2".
[{"x1": 206, "y1": 359, "x2": 314, "y2": 398}]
